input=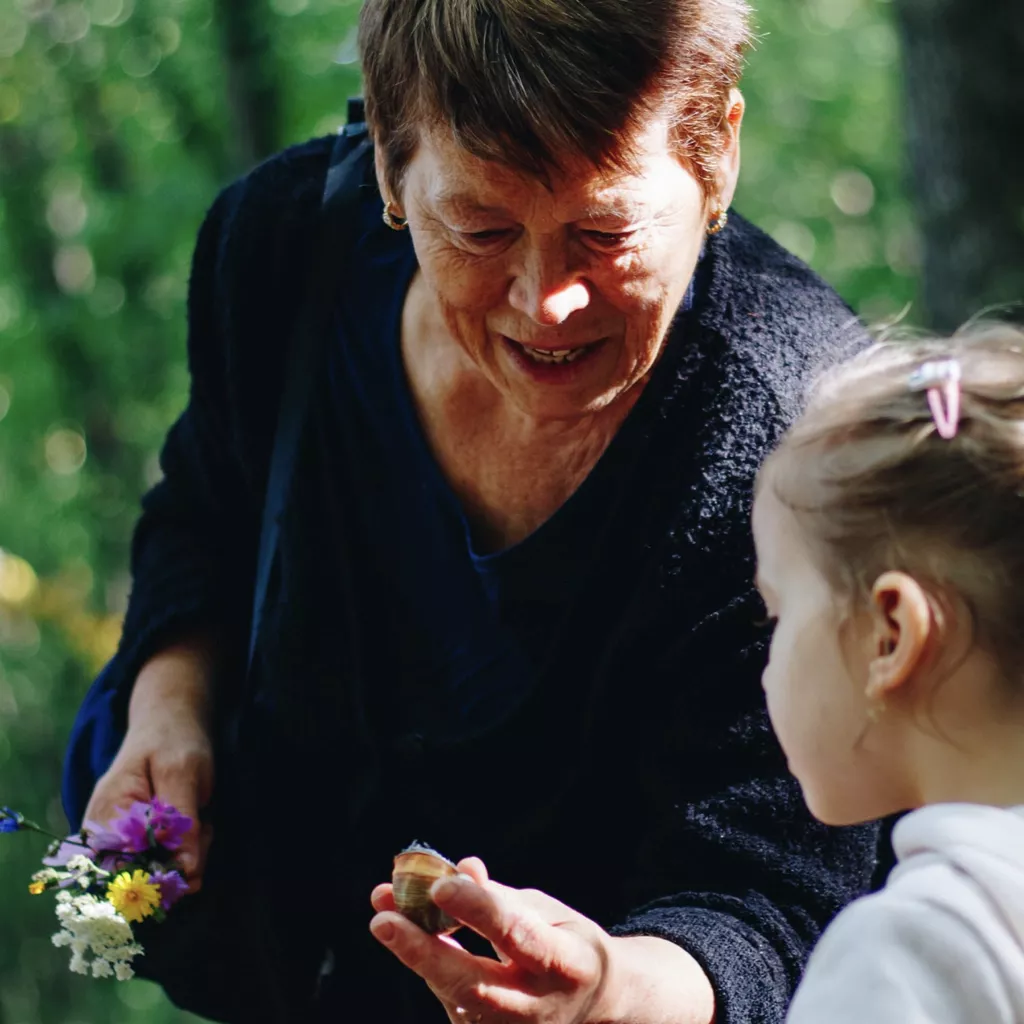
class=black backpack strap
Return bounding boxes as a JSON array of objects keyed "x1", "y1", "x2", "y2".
[{"x1": 247, "y1": 115, "x2": 372, "y2": 671}]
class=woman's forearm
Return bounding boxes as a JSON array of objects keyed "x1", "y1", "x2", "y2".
[
  {"x1": 127, "y1": 633, "x2": 219, "y2": 730},
  {"x1": 591, "y1": 935, "x2": 715, "y2": 1024}
]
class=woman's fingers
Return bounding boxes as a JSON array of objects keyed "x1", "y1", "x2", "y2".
[
  {"x1": 369, "y1": 911, "x2": 506, "y2": 1003},
  {"x1": 455, "y1": 856, "x2": 489, "y2": 885},
  {"x1": 431, "y1": 875, "x2": 592, "y2": 982},
  {"x1": 148, "y1": 750, "x2": 211, "y2": 883},
  {"x1": 371, "y1": 883, "x2": 396, "y2": 912},
  {"x1": 81, "y1": 717, "x2": 215, "y2": 889},
  {"x1": 82, "y1": 763, "x2": 154, "y2": 835}
]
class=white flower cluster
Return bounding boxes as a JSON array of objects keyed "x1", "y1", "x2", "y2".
[{"x1": 51, "y1": 891, "x2": 143, "y2": 981}]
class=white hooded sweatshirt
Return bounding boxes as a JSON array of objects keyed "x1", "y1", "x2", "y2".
[{"x1": 786, "y1": 803, "x2": 1024, "y2": 1023}]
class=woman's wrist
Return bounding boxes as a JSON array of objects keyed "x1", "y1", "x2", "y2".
[
  {"x1": 589, "y1": 934, "x2": 716, "y2": 1024},
  {"x1": 127, "y1": 633, "x2": 219, "y2": 731}
]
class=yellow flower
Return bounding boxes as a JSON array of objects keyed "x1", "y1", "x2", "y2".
[
  {"x1": 28, "y1": 881, "x2": 46, "y2": 895},
  {"x1": 106, "y1": 870, "x2": 161, "y2": 923}
]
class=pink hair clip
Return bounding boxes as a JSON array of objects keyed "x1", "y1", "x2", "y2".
[{"x1": 908, "y1": 358, "x2": 962, "y2": 440}]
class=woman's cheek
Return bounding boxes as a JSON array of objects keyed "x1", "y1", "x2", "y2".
[{"x1": 433, "y1": 256, "x2": 510, "y2": 311}]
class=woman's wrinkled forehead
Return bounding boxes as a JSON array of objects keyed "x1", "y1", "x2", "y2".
[{"x1": 401, "y1": 119, "x2": 699, "y2": 221}]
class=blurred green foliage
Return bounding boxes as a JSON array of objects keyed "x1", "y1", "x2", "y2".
[{"x1": 0, "y1": 0, "x2": 915, "y2": 1020}]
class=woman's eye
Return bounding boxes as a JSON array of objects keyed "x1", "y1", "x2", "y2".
[
  {"x1": 581, "y1": 230, "x2": 633, "y2": 251},
  {"x1": 753, "y1": 614, "x2": 779, "y2": 634},
  {"x1": 457, "y1": 228, "x2": 513, "y2": 250}
]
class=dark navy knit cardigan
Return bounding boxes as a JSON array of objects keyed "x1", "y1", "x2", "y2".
[{"x1": 104, "y1": 135, "x2": 884, "y2": 1023}]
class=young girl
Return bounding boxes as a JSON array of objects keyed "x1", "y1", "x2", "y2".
[{"x1": 753, "y1": 324, "x2": 1024, "y2": 1023}]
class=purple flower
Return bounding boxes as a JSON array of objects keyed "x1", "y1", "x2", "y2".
[
  {"x1": 107, "y1": 802, "x2": 153, "y2": 853},
  {"x1": 101, "y1": 799, "x2": 192, "y2": 853},
  {"x1": 83, "y1": 819, "x2": 132, "y2": 854},
  {"x1": 42, "y1": 799, "x2": 194, "y2": 870},
  {"x1": 150, "y1": 869, "x2": 189, "y2": 910},
  {"x1": 147, "y1": 798, "x2": 191, "y2": 851}
]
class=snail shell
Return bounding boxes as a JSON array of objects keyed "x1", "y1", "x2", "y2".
[{"x1": 392, "y1": 842, "x2": 460, "y2": 935}]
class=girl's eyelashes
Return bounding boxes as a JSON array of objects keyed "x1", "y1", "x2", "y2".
[{"x1": 753, "y1": 614, "x2": 778, "y2": 633}]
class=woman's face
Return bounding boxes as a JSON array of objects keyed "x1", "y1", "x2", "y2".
[
  {"x1": 389, "y1": 110, "x2": 740, "y2": 421},
  {"x1": 752, "y1": 484, "x2": 903, "y2": 827}
]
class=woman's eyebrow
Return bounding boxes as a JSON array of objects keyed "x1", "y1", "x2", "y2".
[
  {"x1": 432, "y1": 191, "x2": 511, "y2": 217},
  {"x1": 577, "y1": 199, "x2": 645, "y2": 221}
]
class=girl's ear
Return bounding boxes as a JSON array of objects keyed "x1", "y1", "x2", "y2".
[{"x1": 865, "y1": 571, "x2": 932, "y2": 703}]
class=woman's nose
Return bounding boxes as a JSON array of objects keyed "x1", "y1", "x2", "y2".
[{"x1": 508, "y1": 245, "x2": 591, "y2": 325}]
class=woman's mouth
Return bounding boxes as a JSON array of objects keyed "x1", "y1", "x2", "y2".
[
  {"x1": 502, "y1": 336, "x2": 607, "y2": 376},
  {"x1": 516, "y1": 342, "x2": 595, "y2": 365}
]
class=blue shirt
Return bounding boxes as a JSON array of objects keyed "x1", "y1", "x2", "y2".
[{"x1": 328, "y1": 213, "x2": 698, "y2": 746}]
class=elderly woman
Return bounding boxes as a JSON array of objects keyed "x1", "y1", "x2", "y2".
[{"x1": 71, "y1": 0, "x2": 881, "y2": 1021}]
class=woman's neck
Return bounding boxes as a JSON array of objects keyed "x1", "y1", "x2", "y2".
[{"x1": 400, "y1": 273, "x2": 643, "y2": 551}]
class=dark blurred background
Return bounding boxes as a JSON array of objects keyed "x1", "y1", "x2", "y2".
[{"x1": 0, "y1": 0, "x2": 1021, "y2": 1020}]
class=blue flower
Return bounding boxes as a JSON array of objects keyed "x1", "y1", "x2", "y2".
[{"x1": 0, "y1": 807, "x2": 24, "y2": 833}]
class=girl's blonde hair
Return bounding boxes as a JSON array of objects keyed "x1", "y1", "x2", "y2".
[{"x1": 760, "y1": 322, "x2": 1024, "y2": 678}]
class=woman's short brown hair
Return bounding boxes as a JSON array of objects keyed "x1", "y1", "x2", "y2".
[{"x1": 358, "y1": 0, "x2": 753, "y2": 201}]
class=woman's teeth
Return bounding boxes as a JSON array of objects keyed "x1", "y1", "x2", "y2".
[{"x1": 518, "y1": 342, "x2": 593, "y2": 365}]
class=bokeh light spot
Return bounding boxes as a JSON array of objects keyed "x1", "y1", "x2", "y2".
[
  {"x1": 885, "y1": 223, "x2": 923, "y2": 276},
  {"x1": 86, "y1": 277, "x2": 126, "y2": 317},
  {"x1": 90, "y1": 0, "x2": 132, "y2": 26},
  {"x1": 0, "y1": 287, "x2": 22, "y2": 332},
  {"x1": 0, "y1": 551, "x2": 39, "y2": 607},
  {"x1": 44, "y1": 427, "x2": 87, "y2": 475},
  {"x1": 101, "y1": 80, "x2": 141, "y2": 120},
  {"x1": 50, "y1": 2, "x2": 90, "y2": 44},
  {"x1": 830, "y1": 169, "x2": 876, "y2": 216},
  {"x1": 333, "y1": 25, "x2": 359, "y2": 64},
  {"x1": 811, "y1": 0, "x2": 861, "y2": 31},
  {"x1": 0, "y1": 10, "x2": 28, "y2": 58},
  {"x1": 46, "y1": 187, "x2": 88, "y2": 239},
  {"x1": 120, "y1": 35, "x2": 161, "y2": 78},
  {"x1": 153, "y1": 16, "x2": 181, "y2": 55},
  {"x1": 856, "y1": 22, "x2": 899, "y2": 66},
  {"x1": 53, "y1": 244, "x2": 96, "y2": 294},
  {"x1": 771, "y1": 220, "x2": 818, "y2": 264},
  {"x1": 87, "y1": 0, "x2": 123, "y2": 24}
]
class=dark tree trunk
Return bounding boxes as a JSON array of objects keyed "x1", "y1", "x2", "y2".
[
  {"x1": 213, "y1": 0, "x2": 283, "y2": 169},
  {"x1": 893, "y1": 0, "x2": 1024, "y2": 331}
]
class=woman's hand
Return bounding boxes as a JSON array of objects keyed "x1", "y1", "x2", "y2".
[
  {"x1": 369, "y1": 859, "x2": 716, "y2": 1024},
  {"x1": 82, "y1": 640, "x2": 216, "y2": 891}
]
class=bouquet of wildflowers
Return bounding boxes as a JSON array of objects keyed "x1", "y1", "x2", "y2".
[{"x1": 1, "y1": 799, "x2": 191, "y2": 980}]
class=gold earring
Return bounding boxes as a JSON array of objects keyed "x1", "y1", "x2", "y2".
[
  {"x1": 382, "y1": 201, "x2": 408, "y2": 231},
  {"x1": 707, "y1": 207, "x2": 729, "y2": 236},
  {"x1": 866, "y1": 699, "x2": 887, "y2": 725}
]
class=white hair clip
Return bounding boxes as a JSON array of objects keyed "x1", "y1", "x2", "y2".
[{"x1": 908, "y1": 358, "x2": 962, "y2": 440}]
